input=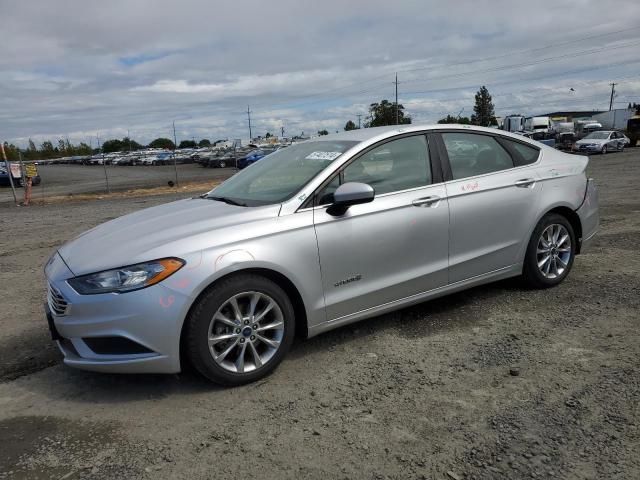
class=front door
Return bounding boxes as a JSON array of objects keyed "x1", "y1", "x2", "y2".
[{"x1": 312, "y1": 134, "x2": 450, "y2": 321}]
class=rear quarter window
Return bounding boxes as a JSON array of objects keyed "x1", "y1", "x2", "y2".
[{"x1": 504, "y1": 139, "x2": 540, "y2": 166}]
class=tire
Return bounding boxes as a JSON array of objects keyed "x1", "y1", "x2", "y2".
[
  {"x1": 184, "y1": 274, "x2": 295, "y2": 385},
  {"x1": 522, "y1": 213, "x2": 576, "y2": 289},
  {"x1": 219, "y1": 161, "x2": 226, "y2": 168},
  {"x1": 602, "y1": 145, "x2": 607, "y2": 154}
]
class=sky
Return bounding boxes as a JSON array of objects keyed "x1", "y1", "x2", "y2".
[{"x1": 1, "y1": 0, "x2": 640, "y2": 147}]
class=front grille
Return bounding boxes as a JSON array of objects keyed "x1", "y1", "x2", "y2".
[{"x1": 47, "y1": 283, "x2": 69, "y2": 316}]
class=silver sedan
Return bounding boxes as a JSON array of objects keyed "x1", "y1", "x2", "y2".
[{"x1": 45, "y1": 125, "x2": 599, "y2": 385}]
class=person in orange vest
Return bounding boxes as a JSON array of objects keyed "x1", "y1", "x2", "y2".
[{"x1": 23, "y1": 163, "x2": 37, "y2": 206}]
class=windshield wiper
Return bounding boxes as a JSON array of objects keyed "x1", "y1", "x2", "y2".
[{"x1": 208, "y1": 196, "x2": 248, "y2": 207}]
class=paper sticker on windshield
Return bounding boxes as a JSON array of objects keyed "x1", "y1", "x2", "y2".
[{"x1": 306, "y1": 151, "x2": 342, "y2": 161}]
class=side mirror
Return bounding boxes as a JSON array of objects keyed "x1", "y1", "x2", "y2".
[{"x1": 327, "y1": 182, "x2": 375, "y2": 216}]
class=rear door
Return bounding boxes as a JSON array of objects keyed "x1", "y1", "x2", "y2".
[
  {"x1": 436, "y1": 130, "x2": 543, "y2": 283},
  {"x1": 312, "y1": 133, "x2": 449, "y2": 321}
]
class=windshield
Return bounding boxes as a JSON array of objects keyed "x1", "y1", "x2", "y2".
[
  {"x1": 207, "y1": 140, "x2": 358, "y2": 206},
  {"x1": 585, "y1": 132, "x2": 610, "y2": 139}
]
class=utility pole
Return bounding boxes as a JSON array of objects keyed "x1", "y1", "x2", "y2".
[
  {"x1": 356, "y1": 114, "x2": 363, "y2": 129},
  {"x1": 246, "y1": 105, "x2": 253, "y2": 141},
  {"x1": 0, "y1": 143, "x2": 18, "y2": 205},
  {"x1": 172, "y1": 121, "x2": 179, "y2": 187},
  {"x1": 281, "y1": 126, "x2": 285, "y2": 138},
  {"x1": 127, "y1": 129, "x2": 130, "y2": 152},
  {"x1": 609, "y1": 83, "x2": 617, "y2": 111},
  {"x1": 394, "y1": 73, "x2": 399, "y2": 125}
]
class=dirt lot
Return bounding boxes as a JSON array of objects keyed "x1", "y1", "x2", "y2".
[{"x1": 0, "y1": 150, "x2": 638, "y2": 480}]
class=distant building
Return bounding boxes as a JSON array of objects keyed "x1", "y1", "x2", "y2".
[{"x1": 539, "y1": 111, "x2": 604, "y2": 122}]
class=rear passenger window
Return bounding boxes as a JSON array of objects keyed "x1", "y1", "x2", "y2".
[
  {"x1": 442, "y1": 133, "x2": 514, "y2": 180},
  {"x1": 505, "y1": 140, "x2": 540, "y2": 166}
]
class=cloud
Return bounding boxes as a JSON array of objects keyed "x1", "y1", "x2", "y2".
[{"x1": 1, "y1": 0, "x2": 640, "y2": 145}]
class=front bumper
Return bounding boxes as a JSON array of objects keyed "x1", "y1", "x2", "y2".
[
  {"x1": 44, "y1": 252, "x2": 190, "y2": 374},
  {"x1": 574, "y1": 144, "x2": 603, "y2": 153}
]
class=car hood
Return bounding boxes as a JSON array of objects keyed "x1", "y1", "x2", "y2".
[
  {"x1": 58, "y1": 197, "x2": 281, "y2": 275},
  {"x1": 575, "y1": 138, "x2": 606, "y2": 145}
]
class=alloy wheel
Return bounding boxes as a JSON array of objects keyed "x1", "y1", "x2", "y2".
[
  {"x1": 536, "y1": 224, "x2": 572, "y2": 279},
  {"x1": 207, "y1": 291, "x2": 284, "y2": 373}
]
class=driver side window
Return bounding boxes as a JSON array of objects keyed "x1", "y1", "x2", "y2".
[{"x1": 316, "y1": 135, "x2": 431, "y2": 205}]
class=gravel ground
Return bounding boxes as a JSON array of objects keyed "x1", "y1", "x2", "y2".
[
  {"x1": 0, "y1": 149, "x2": 638, "y2": 479},
  {"x1": 0, "y1": 164, "x2": 235, "y2": 203}
]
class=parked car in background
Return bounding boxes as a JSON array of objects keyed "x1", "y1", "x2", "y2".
[
  {"x1": 207, "y1": 152, "x2": 236, "y2": 168},
  {"x1": 573, "y1": 130, "x2": 628, "y2": 154},
  {"x1": 0, "y1": 164, "x2": 41, "y2": 186},
  {"x1": 45, "y1": 124, "x2": 598, "y2": 385},
  {"x1": 236, "y1": 149, "x2": 266, "y2": 169}
]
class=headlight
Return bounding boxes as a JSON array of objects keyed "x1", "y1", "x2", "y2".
[{"x1": 67, "y1": 258, "x2": 185, "y2": 294}]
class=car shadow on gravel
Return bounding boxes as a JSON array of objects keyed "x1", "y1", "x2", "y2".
[
  {"x1": 289, "y1": 277, "x2": 525, "y2": 357},
  {"x1": 14, "y1": 278, "x2": 527, "y2": 400}
]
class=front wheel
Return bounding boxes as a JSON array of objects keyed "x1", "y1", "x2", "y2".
[
  {"x1": 522, "y1": 213, "x2": 576, "y2": 289},
  {"x1": 602, "y1": 145, "x2": 607, "y2": 154},
  {"x1": 219, "y1": 161, "x2": 226, "y2": 168},
  {"x1": 184, "y1": 274, "x2": 295, "y2": 385}
]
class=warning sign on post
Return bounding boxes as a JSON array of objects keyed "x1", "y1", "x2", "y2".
[{"x1": 25, "y1": 163, "x2": 38, "y2": 178}]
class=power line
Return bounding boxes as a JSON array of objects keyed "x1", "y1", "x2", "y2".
[
  {"x1": 402, "y1": 25, "x2": 640, "y2": 74},
  {"x1": 237, "y1": 25, "x2": 640, "y2": 110},
  {"x1": 401, "y1": 40, "x2": 640, "y2": 86},
  {"x1": 246, "y1": 42, "x2": 640, "y2": 114}
]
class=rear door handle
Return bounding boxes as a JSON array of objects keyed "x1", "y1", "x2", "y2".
[
  {"x1": 412, "y1": 195, "x2": 441, "y2": 207},
  {"x1": 515, "y1": 178, "x2": 536, "y2": 188}
]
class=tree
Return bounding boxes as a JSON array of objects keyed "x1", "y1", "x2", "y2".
[
  {"x1": 365, "y1": 99, "x2": 411, "y2": 127},
  {"x1": 2, "y1": 142, "x2": 19, "y2": 160},
  {"x1": 179, "y1": 140, "x2": 197, "y2": 149},
  {"x1": 148, "y1": 137, "x2": 175, "y2": 150},
  {"x1": 265, "y1": 132, "x2": 272, "y2": 138},
  {"x1": 102, "y1": 139, "x2": 124, "y2": 153},
  {"x1": 437, "y1": 115, "x2": 471, "y2": 124},
  {"x1": 40, "y1": 141, "x2": 55, "y2": 157},
  {"x1": 122, "y1": 137, "x2": 142, "y2": 151},
  {"x1": 198, "y1": 139, "x2": 211, "y2": 147},
  {"x1": 344, "y1": 120, "x2": 357, "y2": 131},
  {"x1": 318, "y1": 129, "x2": 329, "y2": 136},
  {"x1": 471, "y1": 86, "x2": 496, "y2": 127}
]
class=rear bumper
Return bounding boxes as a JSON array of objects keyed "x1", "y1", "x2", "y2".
[{"x1": 576, "y1": 178, "x2": 599, "y2": 253}]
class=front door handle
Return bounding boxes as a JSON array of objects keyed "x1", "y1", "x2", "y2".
[
  {"x1": 515, "y1": 178, "x2": 536, "y2": 188},
  {"x1": 412, "y1": 195, "x2": 441, "y2": 207}
]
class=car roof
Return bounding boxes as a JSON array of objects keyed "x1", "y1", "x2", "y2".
[{"x1": 319, "y1": 124, "x2": 543, "y2": 146}]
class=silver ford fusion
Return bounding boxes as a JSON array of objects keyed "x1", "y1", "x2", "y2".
[{"x1": 45, "y1": 125, "x2": 599, "y2": 385}]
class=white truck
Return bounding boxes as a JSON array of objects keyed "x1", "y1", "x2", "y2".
[
  {"x1": 502, "y1": 115, "x2": 525, "y2": 132},
  {"x1": 524, "y1": 116, "x2": 551, "y2": 133}
]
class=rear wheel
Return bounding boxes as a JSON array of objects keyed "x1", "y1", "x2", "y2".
[
  {"x1": 522, "y1": 213, "x2": 576, "y2": 289},
  {"x1": 184, "y1": 274, "x2": 295, "y2": 385},
  {"x1": 602, "y1": 145, "x2": 607, "y2": 154},
  {"x1": 219, "y1": 161, "x2": 226, "y2": 168}
]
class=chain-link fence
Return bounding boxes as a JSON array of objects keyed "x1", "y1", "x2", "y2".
[{"x1": 0, "y1": 150, "x2": 246, "y2": 206}]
